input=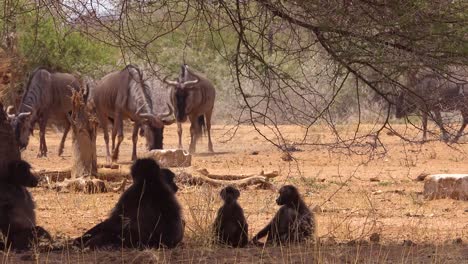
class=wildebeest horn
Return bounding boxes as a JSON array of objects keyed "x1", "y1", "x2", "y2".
[
  {"x1": 163, "y1": 76, "x2": 178, "y2": 86},
  {"x1": 17, "y1": 112, "x2": 31, "y2": 119},
  {"x1": 160, "y1": 103, "x2": 175, "y2": 124},
  {"x1": 182, "y1": 77, "x2": 200, "y2": 88},
  {"x1": 159, "y1": 103, "x2": 174, "y2": 118},
  {"x1": 136, "y1": 104, "x2": 145, "y2": 114},
  {"x1": 139, "y1": 113, "x2": 153, "y2": 120}
]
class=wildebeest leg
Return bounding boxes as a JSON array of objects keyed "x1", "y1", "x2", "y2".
[
  {"x1": 38, "y1": 118, "x2": 48, "y2": 157},
  {"x1": 421, "y1": 112, "x2": 428, "y2": 142},
  {"x1": 58, "y1": 121, "x2": 71, "y2": 156},
  {"x1": 131, "y1": 123, "x2": 139, "y2": 161},
  {"x1": 205, "y1": 110, "x2": 214, "y2": 152},
  {"x1": 177, "y1": 122, "x2": 183, "y2": 149},
  {"x1": 188, "y1": 115, "x2": 198, "y2": 153},
  {"x1": 453, "y1": 111, "x2": 468, "y2": 143},
  {"x1": 111, "y1": 112, "x2": 124, "y2": 162},
  {"x1": 98, "y1": 114, "x2": 111, "y2": 163},
  {"x1": 434, "y1": 110, "x2": 449, "y2": 142}
]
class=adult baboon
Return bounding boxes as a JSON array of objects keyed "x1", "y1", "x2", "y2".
[
  {"x1": 213, "y1": 186, "x2": 248, "y2": 247},
  {"x1": 251, "y1": 185, "x2": 315, "y2": 246},
  {"x1": 0, "y1": 160, "x2": 51, "y2": 250},
  {"x1": 74, "y1": 159, "x2": 183, "y2": 249}
]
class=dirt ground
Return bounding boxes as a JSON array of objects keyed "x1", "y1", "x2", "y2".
[{"x1": 2, "y1": 123, "x2": 467, "y2": 263}]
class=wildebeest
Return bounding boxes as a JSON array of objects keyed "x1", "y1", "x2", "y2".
[
  {"x1": 251, "y1": 185, "x2": 315, "y2": 246},
  {"x1": 395, "y1": 71, "x2": 468, "y2": 142},
  {"x1": 90, "y1": 65, "x2": 174, "y2": 162},
  {"x1": 74, "y1": 158, "x2": 184, "y2": 249},
  {"x1": 10, "y1": 68, "x2": 81, "y2": 157},
  {"x1": 163, "y1": 64, "x2": 215, "y2": 153}
]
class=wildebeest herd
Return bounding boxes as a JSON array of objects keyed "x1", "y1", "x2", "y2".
[
  {"x1": 1, "y1": 65, "x2": 467, "y2": 252},
  {"x1": 0, "y1": 63, "x2": 316, "y2": 251}
]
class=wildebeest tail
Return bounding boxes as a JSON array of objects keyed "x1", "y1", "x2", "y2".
[{"x1": 197, "y1": 115, "x2": 206, "y2": 137}]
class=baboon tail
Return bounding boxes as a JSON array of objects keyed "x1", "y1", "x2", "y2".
[{"x1": 197, "y1": 115, "x2": 206, "y2": 137}]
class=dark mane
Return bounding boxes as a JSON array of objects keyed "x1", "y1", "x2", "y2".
[
  {"x1": 19, "y1": 67, "x2": 48, "y2": 106},
  {"x1": 124, "y1": 64, "x2": 153, "y2": 110}
]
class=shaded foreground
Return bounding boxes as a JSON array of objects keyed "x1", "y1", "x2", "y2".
[{"x1": 2, "y1": 243, "x2": 467, "y2": 263}]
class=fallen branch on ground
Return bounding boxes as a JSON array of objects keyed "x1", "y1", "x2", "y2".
[{"x1": 178, "y1": 169, "x2": 276, "y2": 189}]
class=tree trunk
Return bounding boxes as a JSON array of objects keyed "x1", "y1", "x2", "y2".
[{"x1": 70, "y1": 88, "x2": 98, "y2": 179}]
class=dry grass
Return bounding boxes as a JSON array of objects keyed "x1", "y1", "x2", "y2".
[{"x1": 1, "y1": 124, "x2": 467, "y2": 263}]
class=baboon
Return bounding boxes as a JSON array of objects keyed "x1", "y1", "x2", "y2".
[
  {"x1": 213, "y1": 186, "x2": 248, "y2": 247},
  {"x1": 74, "y1": 159, "x2": 183, "y2": 249},
  {"x1": 161, "y1": 168, "x2": 178, "y2": 194},
  {"x1": 0, "y1": 160, "x2": 51, "y2": 250},
  {"x1": 251, "y1": 185, "x2": 315, "y2": 246}
]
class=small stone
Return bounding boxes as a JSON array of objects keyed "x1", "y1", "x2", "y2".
[
  {"x1": 312, "y1": 205, "x2": 322, "y2": 213},
  {"x1": 372, "y1": 190, "x2": 383, "y2": 195},
  {"x1": 250, "y1": 151, "x2": 259, "y2": 155},
  {"x1": 369, "y1": 233, "x2": 380, "y2": 243},
  {"x1": 370, "y1": 177, "x2": 380, "y2": 182},
  {"x1": 281, "y1": 152, "x2": 293, "y2": 161}
]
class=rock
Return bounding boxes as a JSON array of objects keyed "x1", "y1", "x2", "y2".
[
  {"x1": 142, "y1": 149, "x2": 192, "y2": 167},
  {"x1": 423, "y1": 174, "x2": 468, "y2": 200},
  {"x1": 403, "y1": 240, "x2": 415, "y2": 246},
  {"x1": 281, "y1": 152, "x2": 293, "y2": 161},
  {"x1": 370, "y1": 177, "x2": 380, "y2": 182},
  {"x1": 250, "y1": 151, "x2": 259, "y2": 155},
  {"x1": 369, "y1": 233, "x2": 380, "y2": 243},
  {"x1": 312, "y1": 205, "x2": 322, "y2": 213}
]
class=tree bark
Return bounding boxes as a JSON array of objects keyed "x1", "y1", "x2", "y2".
[{"x1": 69, "y1": 87, "x2": 98, "y2": 179}]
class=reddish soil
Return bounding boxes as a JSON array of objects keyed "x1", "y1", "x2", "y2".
[{"x1": 2, "y1": 123, "x2": 467, "y2": 263}]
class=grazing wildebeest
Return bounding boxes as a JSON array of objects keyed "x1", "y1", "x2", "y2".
[
  {"x1": 10, "y1": 68, "x2": 81, "y2": 157},
  {"x1": 91, "y1": 65, "x2": 174, "y2": 162},
  {"x1": 395, "y1": 72, "x2": 468, "y2": 142},
  {"x1": 163, "y1": 64, "x2": 216, "y2": 153}
]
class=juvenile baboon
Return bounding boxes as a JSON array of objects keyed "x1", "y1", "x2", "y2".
[
  {"x1": 213, "y1": 186, "x2": 248, "y2": 247},
  {"x1": 0, "y1": 160, "x2": 51, "y2": 250},
  {"x1": 74, "y1": 159, "x2": 184, "y2": 249},
  {"x1": 251, "y1": 185, "x2": 315, "y2": 246}
]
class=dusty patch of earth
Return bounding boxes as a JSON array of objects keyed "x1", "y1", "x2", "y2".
[{"x1": 2, "y1": 123, "x2": 467, "y2": 263}]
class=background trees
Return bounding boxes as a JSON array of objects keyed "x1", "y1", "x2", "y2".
[{"x1": 1, "y1": 0, "x2": 467, "y2": 151}]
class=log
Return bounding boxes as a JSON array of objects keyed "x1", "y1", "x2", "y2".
[
  {"x1": 178, "y1": 171, "x2": 274, "y2": 189},
  {"x1": 52, "y1": 178, "x2": 107, "y2": 194},
  {"x1": 197, "y1": 169, "x2": 279, "y2": 180},
  {"x1": 34, "y1": 168, "x2": 130, "y2": 184},
  {"x1": 143, "y1": 149, "x2": 191, "y2": 167},
  {"x1": 423, "y1": 174, "x2": 468, "y2": 200}
]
